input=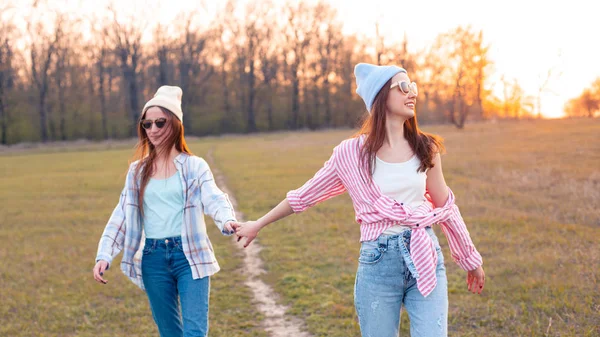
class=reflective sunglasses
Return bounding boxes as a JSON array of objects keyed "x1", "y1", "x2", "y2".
[
  {"x1": 390, "y1": 81, "x2": 418, "y2": 96},
  {"x1": 140, "y1": 118, "x2": 167, "y2": 130}
]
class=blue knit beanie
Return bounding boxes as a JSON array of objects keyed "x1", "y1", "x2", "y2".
[{"x1": 354, "y1": 63, "x2": 406, "y2": 113}]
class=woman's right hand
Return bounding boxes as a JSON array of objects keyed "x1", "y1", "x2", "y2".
[
  {"x1": 93, "y1": 260, "x2": 109, "y2": 284},
  {"x1": 233, "y1": 220, "x2": 263, "y2": 248}
]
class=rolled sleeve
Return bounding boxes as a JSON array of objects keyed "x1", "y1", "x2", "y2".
[{"x1": 286, "y1": 147, "x2": 346, "y2": 213}]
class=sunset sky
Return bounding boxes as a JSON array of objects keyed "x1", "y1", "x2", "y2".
[{"x1": 8, "y1": 0, "x2": 599, "y2": 118}]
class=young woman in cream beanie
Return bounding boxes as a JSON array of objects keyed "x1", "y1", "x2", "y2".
[
  {"x1": 233, "y1": 64, "x2": 486, "y2": 337},
  {"x1": 92, "y1": 86, "x2": 237, "y2": 337}
]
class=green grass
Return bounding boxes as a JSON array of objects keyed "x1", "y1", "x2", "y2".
[{"x1": 1, "y1": 118, "x2": 598, "y2": 336}]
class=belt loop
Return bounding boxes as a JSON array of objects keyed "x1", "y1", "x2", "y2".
[{"x1": 377, "y1": 235, "x2": 388, "y2": 252}]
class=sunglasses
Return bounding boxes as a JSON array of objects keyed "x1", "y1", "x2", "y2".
[
  {"x1": 140, "y1": 118, "x2": 167, "y2": 130},
  {"x1": 390, "y1": 81, "x2": 418, "y2": 96}
]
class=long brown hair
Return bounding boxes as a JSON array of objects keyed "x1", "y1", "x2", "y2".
[
  {"x1": 355, "y1": 78, "x2": 445, "y2": 178},
  {"x1": 131, "y1": 106, "x2": 192, "y2": 216}
]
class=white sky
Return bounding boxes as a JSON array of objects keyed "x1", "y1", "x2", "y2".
[{"x1": 7, "y1": 0, "x2": 600, "y2": 118}]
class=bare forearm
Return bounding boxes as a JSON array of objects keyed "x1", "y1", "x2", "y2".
[{"x1": 256, "y1": 198, "x2": 294, "y2": 229}]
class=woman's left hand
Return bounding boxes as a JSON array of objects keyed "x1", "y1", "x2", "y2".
[
  {"x1": 467, "y1": 266, "x2": 485, "y2": 294},
  {"x1": 223, "y1": 221, "x2": 236, "y2": 234}
]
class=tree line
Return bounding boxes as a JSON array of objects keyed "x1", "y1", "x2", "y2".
[{"x1": 0, "y1": 0, "x2": 559, "y2": 145}]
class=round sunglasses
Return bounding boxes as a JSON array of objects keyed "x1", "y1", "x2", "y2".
[
  {"x1": 140, "y1": 118, "x2": 167, "y2": 130},
  {"x1": 390, "y1": 81, "x2": 418, "y2": 96}
]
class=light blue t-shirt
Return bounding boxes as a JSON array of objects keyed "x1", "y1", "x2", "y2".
[{"x1": 143, "y1": 173, "x2": 184, "y2": 239}]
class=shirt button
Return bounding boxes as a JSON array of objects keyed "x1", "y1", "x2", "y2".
[{"x1": 416, "y1": 224, "x2": 420, "y2": 227}]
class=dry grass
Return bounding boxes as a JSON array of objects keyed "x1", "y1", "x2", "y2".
[
  {"x1": 0, "y1": 144, "x2": 265, "y2": 337},
  {"x1": 211, "y1": 118, "x2": 599, "y2": 337},
  {"x1": 1, "y1": 118, "x2": 598, "y2": 336}
]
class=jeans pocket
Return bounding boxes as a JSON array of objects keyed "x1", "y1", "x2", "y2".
[
  {"x1": 142, "y1": 245, "x2": 154, "y2": 255},
  {"x1": 358, "y1": 248, "x2": 384, "y2": 264}
]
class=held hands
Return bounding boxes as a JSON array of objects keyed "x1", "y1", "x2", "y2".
[
  {"x1": 467, "y1": 265, "x2": 485, "y2": 294},
  {"x1": 227, "y1": 220, "x2": 262, "y2": 248}
]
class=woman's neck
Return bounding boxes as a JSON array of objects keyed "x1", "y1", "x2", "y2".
[
  {"x1": 384, "y1": 115, "x2": 409, "y2": 148},
  {"x1": 155, "y1": 146, "x2": 181, "y2": 164}
]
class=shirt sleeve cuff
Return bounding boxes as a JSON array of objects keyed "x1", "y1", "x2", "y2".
[
  {"x1": 454, "y1": 248, "x2": 483, "y2": 271},
  {"x1": 220, "y1": 217, "x2": 237, "y2": 236},
  {"x1": 286, "y1": 190, "x2": 308, "y2": 213},
  {"x1": 95, "y1": 254, "x2": 113, "y2": 270}
]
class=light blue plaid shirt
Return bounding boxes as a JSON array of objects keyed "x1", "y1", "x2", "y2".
[{"x1": 95, "y1": 153, "x2": 236, "y2": 290}]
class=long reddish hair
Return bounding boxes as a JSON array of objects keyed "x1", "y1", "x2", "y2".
[
  {"x1": 355, "y1": 78, "x2": 445, "y2": 178},
  {"x1": 131, "y1": 106, "x2": 192, "y2": 216}
]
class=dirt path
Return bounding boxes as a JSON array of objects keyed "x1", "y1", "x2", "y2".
[{"x1": 208, "y1": 151, "x2": 313, "y2": 337}]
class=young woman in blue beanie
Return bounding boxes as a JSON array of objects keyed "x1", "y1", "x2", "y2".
[
  {"x1": 233, "y1": 63, "x2": 485, "y2": 337},
  {"x1": 92, "y1": 86, "x2": 237, "y2": 337}
]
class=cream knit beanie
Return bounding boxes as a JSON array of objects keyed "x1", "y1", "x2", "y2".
[{"x1": 142, "y1": 86, "x2": 183, "y2": 122}]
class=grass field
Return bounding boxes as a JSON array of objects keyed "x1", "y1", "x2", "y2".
[{"x1": 1, "y1": 118, "x2": 598, "y2": 336}]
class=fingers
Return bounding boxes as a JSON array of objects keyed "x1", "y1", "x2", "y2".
[
  {"x1": 467, "y1": 272, "x2": 485, "y2": 294},
  {"x1": 466, "y1": 273, "x2": 473, "y2": 292},
  {"x1": 93, "y1": 262, "x2": 108, "y2": 284},
  {"x1": 244, "y1": 236, "x2": 256, "y2": 248},
  {"x1": 477, "y1": 275, "x2": 485, "y2": 294},
  {"x1": 223, "y1": 222, "x2": 235, "y2": 234},
  {"x1": 467, "y1": 273, "x2": 479, "y2": 294}
]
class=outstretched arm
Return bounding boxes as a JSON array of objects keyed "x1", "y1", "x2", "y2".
[
  {"x1": 427, "y1": 153, "x2": 486, "y2": 294},
  {"x1": 233, "y1": 146, "x2": 346, "y2": 247},
  {"x1": 233, "y1": 199, "x2": 294, "y2": 247}
]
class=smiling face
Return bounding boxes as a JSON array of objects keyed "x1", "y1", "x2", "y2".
[
  {"x1": 386, "y1": 72, "x2": 418, "y2": 119},
  {"x1": 142, "y1": 106, "x2": 172, "y2": 148}
]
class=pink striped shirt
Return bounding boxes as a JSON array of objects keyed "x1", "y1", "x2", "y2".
[{"x1": 286, "y1": 136, "x2": 483, "y2": 297}]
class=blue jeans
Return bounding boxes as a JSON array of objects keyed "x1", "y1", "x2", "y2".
[
  {"x1": 354, "y1": 228, "x2": 448, "y2": 337},
  {"x1": 142, "y1": 236, "x2": 210, "y2": 337}
]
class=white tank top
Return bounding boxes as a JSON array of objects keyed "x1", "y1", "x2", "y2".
[{"x1": 372, "y1": 155, "x2": 428, "y2": 235}]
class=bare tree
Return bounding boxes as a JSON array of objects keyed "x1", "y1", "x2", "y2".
[
  {"x1": 239, "y1": 0, "x2": 272, "y2": 132},
  {"x1": 93, "y1": 24, "x2": 112, "y2": 140},
  {"x1": 174, "y1": 12, "x2": 213, "y2": 134},
  {"x1": 108, "y1": 7, "x2": 145, "y2": 136},
  {"x1": 54, "y1": 18, "x2": 74, "y2": 141},
  {"x1": 258, "y1": 19, "x2": 279, "y2": 131},
  {"x1": 430, "y1": 26, "x2": 490, "y2": 128},
  {"x1": 214, "y1": 1, "x2": 236, "y2": 132},
  {"x1": 154, "y1": 24, "x2": 172, "y2": 87},
  {"x1": 337, "y1": 35, "x2": 362, "y2": 127},
  {"x1": 580, "y1": 89, "x2": 599, "y2": 118},
  {"x1": 0, "y1": 4, "x2": 18, "y2": 144},
  {"x1": 283, "y1": 1, "x2": 316, "y2": 129},
  {"x1": 375, "y1": 22, "x2": 385, "y2": 66},
  {"x1": 501, "y1": 76, "x2": 534, "y2": 119},
  {"x1": 314, "y1": 3, "x2": 342, "y2": 128},
  {"x1": 472, "y1": 31, "x2": 490, "y2": 120},
  {"x1": 28, "y1": 12, "x2": 64, "y2": 142},
  {"x1": 536, "y1": 58, "x2": 562, "y2": 118},
  {"x1": 0, "y1": 7, "x2": 17, "y2": 145}
]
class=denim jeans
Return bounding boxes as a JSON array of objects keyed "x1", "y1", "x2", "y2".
[
  {"x1": 142, "y1": 236, "x2": 210, "y2": 337},
  {"x1": 354, "y1": 227, "x2": 448, "y2": 337}
]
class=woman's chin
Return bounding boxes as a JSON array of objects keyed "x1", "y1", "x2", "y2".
[
  {"x1": 390, "y1": 109, "x2": 415, "y2": 119},
  {"x1": 149, "y1": 139, "x2": 162, "y2": 147}
]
